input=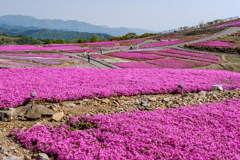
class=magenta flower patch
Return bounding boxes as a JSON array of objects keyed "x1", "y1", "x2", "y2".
[
  {"x1": 108, "y1": 52, "x2": 165, "y2": 61},
  {"x1": 112, "y1": 62, "x2": 161, "y2": 68},
  {"x1": 146, "y1": 58, "x2": 209, "y2": 68},
  {"x1": 11, "y1": 99, "x2": 240, "y2": 159},
  {"x1": 0, "y1": 68, "x2": 240, "y2": 108}
]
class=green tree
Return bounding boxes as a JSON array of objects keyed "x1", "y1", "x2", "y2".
[
  {"x1": 125, "y1": 32, "x2": 137, "y2": 39},
  {"x1": 44, "y1": 39, "x2": 53, "y2": 44},
  {"x1": 54, "y1": 39, "x2": 65, "y2": 44},
  {"x1": 122, "y1": 34, "x2": 130, "y2": 40},
  {"x1": 99, "y1": 39, "x2": 106, "y2": 42},
  {"x1": 77, "y1": 38, "x2": 84, "y2": 43},
  {"x1": 89, "y1": 34, "x2": 98, "y2": 42}
]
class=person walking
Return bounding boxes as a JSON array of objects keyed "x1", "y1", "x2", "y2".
[
  {"x1": 130, "y1": 44, "x2": 133, "y2": 50},
  {"x1": 100, "y1": 46, "x2": 102, "y2": 54},
  {"x1": 84, "y1": 50, "x2": 87, "y2": 58},
  {"x1": 136, "y1": 43, "x2": 139, "y2": 50},
  {"x1": 87, "y1": 52, "x2": 90, "y2": 63}
]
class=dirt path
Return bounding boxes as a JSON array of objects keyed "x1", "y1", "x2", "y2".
[{"x1": 62, "y1": 53, "x2": 115, "y2": 69}]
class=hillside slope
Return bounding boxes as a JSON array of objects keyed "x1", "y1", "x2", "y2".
[{"x1": 0, "y1": 28, "x2": 111, "y2": 41}]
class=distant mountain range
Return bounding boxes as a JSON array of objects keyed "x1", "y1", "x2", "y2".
[
  {"x1": 0, "y1": 15, "x2": 157, "y2": 36},
  {"x1": 0, "y1": 28, "x2": 111, "y2": 41}
]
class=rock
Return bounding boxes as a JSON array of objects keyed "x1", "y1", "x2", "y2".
[
  {"x1": 140, "y1": 99, "x2": 148, "y2": 105},
  {"x1": 193, "y1": 94, "x2": 199, "y2": 100},
  {"x1": 183, "y1": 96, "x2": 191, "y2": 101},
  {"x1": 74, "y1": 100, "x2": 82, "y2": 104},
  {"x1": 47, "y1": 105, "x2": 57, "y2": 112},
  {"x1": 8, "y1": 108, "x2": 16, "y2": 117},
  {"x1": 26, "y1": 105, "x2": 54, "y2": 119},
  {"x1": 15, "y1": 105, "x2": 31, "y2": 117},
  {"x1": 3, "y1": 156, "x2": 24, "y2": 160},
  {"x1": 162, "y1": 98, "x2": 170, "y2": 102},
  {"x1": 36, "y1": 153, "x2": 50, "y2": 160},
  {"x1": 149, "y1": 97, "x2": 157, "y2": 102},
  {"x1": 33, "y1": 122, "x2": 42, "y2": 127},
  {"x1": 110, "y1": 97, "x2": 117, "y2": 100},
  {"x1": 69, "y1": 103, "x2": 76, "y2": 108},
  {"x1": 113, "y1": 101, "x2": 120, "y2": 107},
  {"x1": 150, "y1": 105, "x2": 156, "y2": 109},
  {"x1": 18, "y1": 117, "x2": 27, "y2": 121},
  {"x1": 171, "y1": 104, "x2": 179, "y2": 108},
  {"x1": 52, "y1": 112, "x2": 64, "y2": 122},
  {"x1": 53, "y1": 104, "x2": 60, "y2": 108},
  {"x1": 166, "y1": 101, "x2": 173, "y2": 108},
  {"x1": 9, "y1": 147, "x2": 18, "y2": 153},
  {"x1": 94, "y1": 97, "x2": 101, "y2": 101},
  {"x1": 0, "y1": 111, "x2": 11, "y2": 122},
  {"x1": 134, "y1": 99, "x2": 140, "y2": 105},
  {"x1": 198, "y1": 91, "x2": 207, "y2": 97},
  {"x1": 211, "y1": 85, "x2": 223, "y2": 91},
  {"x1": 212, "y1": 94, "x2": 219, "y2": 100},
  {"x1": 102, "y1": 99, "x2": 110, "y2": 104},
  {"x1": 121, "y1": 97, "x2": 129, "y2": 101},
  {"x1": 24, "y1": 155, "x2": 31, "y2": 160},
  {"x1": 0, "y1": 147, "x2": 6, "y2": 154},
  {"x1": 145, "y1": 107, "x2": 150, "y2": 110},
  {"x1": 180, "y1": 102, "x2": 187, "y2": 106},
  {"x1": 83, "y1": 99, "x2": 89, "y2": 102}
]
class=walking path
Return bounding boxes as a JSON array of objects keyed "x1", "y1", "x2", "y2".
[{"x1": 63, "y1": 53, "x2": 115, "y2": 69}]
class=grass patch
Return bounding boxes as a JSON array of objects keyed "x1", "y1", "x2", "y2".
[
  {"x1": 214, "y1": 36, "x2": 240, "y2": 43},
  {"x1": 226, "y1": 56, "x2": 240, "y2": 63}
]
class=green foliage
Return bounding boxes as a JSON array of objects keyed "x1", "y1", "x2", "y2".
[
  {"x1": 89, "y1": 34, "x2": 98, "y2": 42},
  {"x1": 125, "y1": 32, "x2": 138, "y2": 39},
  {"x1": 53, "y1": 39, "x2": 65, "y2": 44},
  {"x1": 99, "y1": 39, "x2": 106, "y2": 42},
  {"x1": 14, "y1": 35, "x2": 42, "y2": 45},
  {"x1": 76, "y1": 38, "x2": 84, "y2": 43},
  {"x1": 44, "y1": 39, "x2": 53, "y2": 44},
  {"x1": 121, "y1": 34, "x2": 130, "y2": 40},
  {"x1": 108, "y1": 32, "x2": 158, "y2": 41},
  {"x1": 0, "y1": 28, "x2": 110, "y2": 41},
  {"x1": 108, "y1": 36, "x2": 121, "y2": 41},
  {"x1": 0, "y1": 38, "x2": 12, "y2": 45}
]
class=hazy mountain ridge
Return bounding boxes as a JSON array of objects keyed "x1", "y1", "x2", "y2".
[
  {"x1": 0, "y1": 15, "x2": 157, "y2": 36},
  {"x1": 0, "y1": 28, "x2": 111, "y2": 41}
]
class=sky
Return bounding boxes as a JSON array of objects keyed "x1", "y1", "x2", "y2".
[{"x1": 0, "y1": 0, "x2": 239, "y2": 32}]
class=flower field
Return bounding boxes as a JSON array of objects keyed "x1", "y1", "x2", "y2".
[
  {"x1": 138, "y1": 51, "x2": 222, "y2": 63},
  {"x1": 11, "y1": 98, "x2": 240, "y2": 159},
  {"x1": 0, "y1": 61, "x2": 40, "y2": 67},
  {"x1": 112, "y1": 62, "x2": 161, "y2": 68},
  {"x1": 0, "y1": 55, "x2": 63, "y2": 65},
  {"x1": 210, "y1": 20, "x2": 240, "y2": 28},
  {"x1": 184, "y1": 41, "x2": 240, "y2": 55},
  {"x1": 0, "y1": 54, "x2": 70, "y2": 59},
  {"x1": 63, "y1": 49, "x2": 97, "y2": 53},
  {"x1": 0, "y1": 45, "x2": 82, "y2": 52},
  {"x1": 107, "y1": 52, "x2": 165, "y2": 61},
  {"x1": 146, "y1": 58, "x2": 209, "y2": 68},
  {"x1": 161, "y1": 49, "x2": 219, "y2": 60},
  {"x1": 1, "y1": 68, "x2": 240, "y2": 108}
]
